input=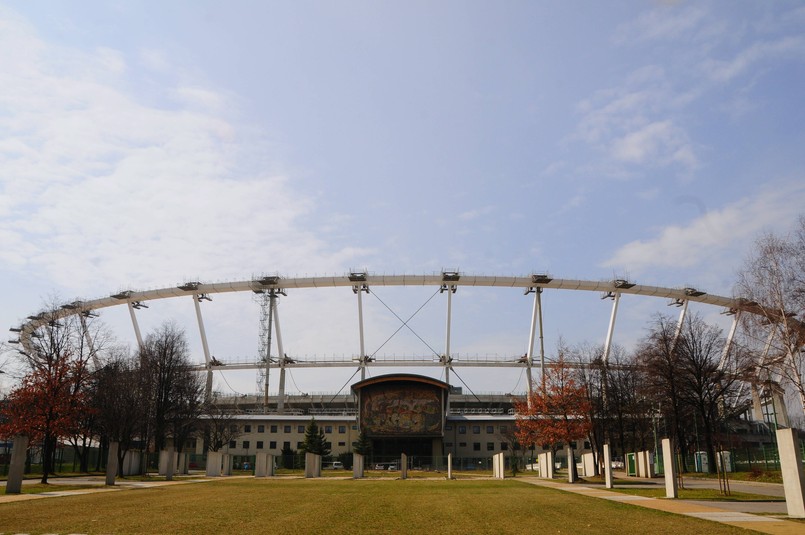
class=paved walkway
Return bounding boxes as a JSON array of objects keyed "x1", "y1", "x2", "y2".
[{"x1": 518, "y1": 476, "x2": 803, "y2": 535}]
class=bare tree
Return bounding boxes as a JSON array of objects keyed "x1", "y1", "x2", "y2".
[
  {"x1": 675, "y1": 314, "x2": 749, "y2": 473},
  {"x1": 138, "y1": 322, "x2": 203, "y2": 465},
  {"x1": 736, "y1": 219, "x2": 805, "y2": 417},
  {"x1": 94, "y1": 350, "x2": 146, "y2": 476},
  {"x1": 202, "y1": 396, "x2": 240, "y2": 452},
  {"x1": 3, "y1": 302, "x2": 104, "y2": 483},
  {"x1": 636, "y1": 313, "x2": 695, "y2": 471}
]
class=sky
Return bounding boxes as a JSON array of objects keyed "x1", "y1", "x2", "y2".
[{"x1": 1, "y1": 1, "x2": 804, "y2": 403}]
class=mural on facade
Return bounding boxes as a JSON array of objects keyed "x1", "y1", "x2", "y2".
[{"x1": 361, "y1": 383, "x2": 442, "y2": 436}]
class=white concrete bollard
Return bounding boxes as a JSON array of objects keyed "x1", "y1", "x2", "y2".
[{"x1": 776, "y1": 428, "x2": 805, "y2": 518}]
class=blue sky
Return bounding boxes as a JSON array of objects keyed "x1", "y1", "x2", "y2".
[{"x1": 1, "y1": 1, "x2": 804, "y2": 400}]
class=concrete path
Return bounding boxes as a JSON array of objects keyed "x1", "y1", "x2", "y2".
[{"x1": 519, "y1": 476, "x2": 803, "y2": 535}]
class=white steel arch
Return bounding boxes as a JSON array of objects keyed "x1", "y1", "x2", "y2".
[{"x1": 11, "y1": 272, "x2": 803, "y2": 404}]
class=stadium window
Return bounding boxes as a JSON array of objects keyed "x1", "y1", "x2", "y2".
[
  {"x1": 542, "y1": 444, "x2": 550, "y2": 451},
  {"x1": 351, "y1": 425, "x2": 357, "y2": 430},
  {"x1": 472, "y1": 425, "x2": 480, "y2": 434},
  {"x1": 584, "y1": 441, "x2": 591, "y2": 449},
  {"x1": 486, "y1": 425, "x2": 494, "y2": 434},
  {"x1": 445, "y1": 425, "x2": 453, "y2": 431},
  {"x1": 271, "y1": 425, "x2": 278, "y2": 433},
  {"x1": 500, "y1": 425, "x2": 508, "y2": 434},
  {"x1": 458, "y1": 426, "x2": 466, "y2": 434},
  {"x1": 297, "y1": 425, "x2": 305, "y2": 433},
  {"x1": 284, "y1": 425, "x2": 291, "y2": 433},
  {"x1": 338, "y1": 441, "x2": 345, "y2": 447},
  {"x1": 242, "y1": 440, "x2": 250, "y2": 449},
  {"x1": 282, "y1": 441, "x2": 290, "y2": 450},
  {"x1": 229, "y1": 440, "x2": 236, "y2": 449},
  {"x1": 230, "y1": 425, "x2": 238, "y2": 433},
  {"x1": 487, "y1": 442, "x2": 495, "y2": 451},
  {"x1": 445, "y1": 442, "x2": 454, "y2": 448},
  {"x1": 244, "y1": 425, "x2": 251, "y2": 433},
  {"x1": 297, "y1": 441, "x2": 304, "y2": 449},
  {"x1": 570, "y1": 441, "x2": 577, "y2": 449},
  {"x1": 257, "y1": 425, "x2": 265, "y2": 433},
  {"x1": 473, "y1": 443, "x2": 481, "y2": 451},
  {"x1": 270, "y1": 441, "x2": 277, "y2": 449},
  {"x1": 256, "y1": 441, "x2": 263, "y2": 449},
  {"x1": 325, "y1": 426, "x2": 333, "y2": 433},
  {"x1": 501, "y1": 443, "x2": 508, "y2": 451},
  {"x1": 459, "y1": 442, "x2": 467, "y2": 448},
  {"x1": 325, "y1": 441, "x2": 332, "y2": 450},
  {"x1": 338, "y1": 426, "x2": 346, "y2": 433}
]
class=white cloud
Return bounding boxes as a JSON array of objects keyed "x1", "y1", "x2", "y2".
[
  {"x1": 614, "y1": 5, "x2": 708, "y2": 43},
  {"x1": 611, "y1": 120, "x2": 697, "y2": 168},
  {"x1": 0, "y1": 8, "x2": 364, "y2": 296},
  {"x1": 703, "y1": 35, "x2": 805, "y2": 83},
  {"x1": 458, "y1": 206, "x2": 495, "y2": 221},
  {"x1": 602, "y1": 183, "x2": 805, "y2": 274}
]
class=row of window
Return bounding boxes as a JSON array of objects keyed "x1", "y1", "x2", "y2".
[
  {"x1": 235, "y1": 424, "x2": 353, "y2": 434},
  {"x1": 231, "y1": 440, "x2": 349, "y2": 450},
  {"x1": 445, "y1": 442, "x2": 510, "y2": 451},
  {"x1": 445, "y1": 424, "x2": 509, "y2": 435},
  {"x1": 444, "y1": 440, "x2": 593, "y2": 452}
]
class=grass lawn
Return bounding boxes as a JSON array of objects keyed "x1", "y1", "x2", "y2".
[
  {"x1": 0, "y1": 478, "x2": 753, "y2": 534},
  {"x1": 682, "y1": 470, "x2": 783, "y2": 485}
]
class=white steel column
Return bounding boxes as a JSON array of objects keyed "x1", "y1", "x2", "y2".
[
  {"x1": 602, "y1": 293, "x2": 621, "y2": 364},
  {"x1": 671, "y1": 299, "x2": 689, "y2": 351},
  {"x1": 263, "y1": 292, "x2": 275, "y2": 411},
  {"x1": 127, "y1": 302, "x2": 144, "y2": 350},
  {"x1": 273, "y1": 296, "x2": 286, "y2": 413},
  {"x1": 355, "y1": 284, "x2": 368, "y2": 380},
  {"x1": 444, "y1": 285, "x2": 455, "y2": 385},
  {"x1": 717, "y1": 311, "x2": 741, "y2": 371},
  {"x1": 78, "y1": 313, "x2": 101, "y2": 370},
  {"x1": 525, "y1": 288, "x2": 539, "y2": 397},
  {"x1": 193, "y1": 295, "x2": 214, "y2": 401},
  {"x1": 537, "y1": 289, "x2": 546, "y2": 389}
]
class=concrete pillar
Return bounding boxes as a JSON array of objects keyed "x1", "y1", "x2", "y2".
[
  {"x1": 165, "y1": 449, "x2": 176, "y2": 481},
  {"x1": 106, "y1": 442, "x2": 119, "y2": 486},
  {"x1": 567, "y1": 446, "x2": 576, "y2": 483},
  {"x1": 493, "y1": 453, "x2": 505, "y2": 479},
  {"x1": 158, "y1": 450, "x2": 168, "y2": 475},
  {"x1": 661, "y1": 438, "x2": 678, "y2": 498},
  {"x1": 267, "y1": 454, "x2": 275, "y2": 476},
  {"x1": 547, "y1": 451, "x2": 555, "y2": 479},
  {"x1": 637, "y1": 451, "x2": 648, "y2": 478},
  {"x1": 400, "y1": 453, "x2": 408, "y2": 479},
  {"x1": 447, "y1": 453, "x2": 453, "y2": 479},
  {"x1": 645, "y1": 450, "x2": 654, "y2": 478},
  {"x1": 305, "y1": 452, "x2": 321, "y2": 478},
  {"x1": 206, "y1": 451, "x2": 222, "y2": 477},
  {"x1": 776, "y1": 428, "x2": 805, "y2": 518},
  {"x1": 582, "y1": 453, "x2": 595, "y2": 477},
  {"x1": 223, "y1": 453, "x2": 232, "y2": 476},
  {"x1": 255, "y1": 453, "x2": 268, "y2": 477},
  {"x1": 603, "y1": 443, "x2": 613, "y2": 489},
  {"x1": 5, "y1": 435, "x2": 28, "y2": 495},
  {"x1": 177, "y1": 452, "x2": 188, "y2": 475},
  {"x1": 353, "y1": 453, "x2": 364, "y2": 479}
]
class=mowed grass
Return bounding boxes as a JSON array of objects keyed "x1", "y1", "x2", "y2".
[{"x1": 0, "y1": 478, "x2": 752, "y2": 535}]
